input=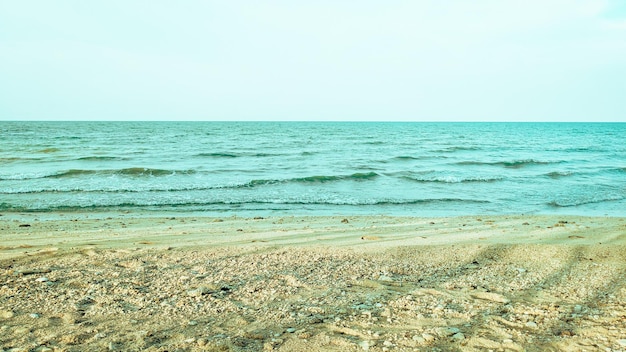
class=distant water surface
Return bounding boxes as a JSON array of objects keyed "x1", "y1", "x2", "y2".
[{"x1": 1, "y1": 122, "x2": 625, "y2": 216}]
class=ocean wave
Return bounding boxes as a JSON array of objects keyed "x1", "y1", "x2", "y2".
[
  {"x1": 0, "y1": 172, "x2": 381, "y2": 193},
  {"x1": 243, "y1": 172, "x2": 379, "y2": 187},
  {"x1": 545, "y1": 171, "x2": 574, "y2": 178},
  {"x1": 401, "y1": 175, "x2": 503, "y2": 184},
  {"x1": 195, "y1": 152, "x2": 284, "y2": 158},
  {"x1": 547, "y1": 195, "x2": 626, "y2": 208},
  {"x1": 457, "y1": 159, "x2": 557, "y2": 169},
  {"x1": 38, "y1": 148, "x2": 60, "y2": 153},
  {"x1": 50, "y1": 168, "x2": 195, "y2": 178},
  {"x1": 393, "y1": 156, "x2": 422, "y2": 161},
  {"x1": 0, "y1": 157, "x2": 42, "y2": 163},
  {"x1": 0, "y1": 197, "x2": 490, "y2": 212},
  {"x1": 433, "y1": 146, "x2": 482, "y2": 153},
  {"x1": 77, "y1": 156, "x2": 127, "y2": 161}
]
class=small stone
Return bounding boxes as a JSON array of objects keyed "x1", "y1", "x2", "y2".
[
  {"x1": 471, "y1": 292, "x2": 510, "y2": 304},
  {"x1": 0, "y1": 310, "x2": 15, "y2": 319},
  {"x1": 188, "y1": 320, "x2": 198, "y2": 326},
  {"x1": 452, "y1": 332, "x2": 465, "y2": 341},
  {"x1": 40, "y1": 348, "x2": 53, "y2": 352},
  {"x1": 14, "y1": 327, "x2": 31, "y2": 335},
  {"x1": 618, "y1": 339, "x2": 626, "y2": 347},
  {"x1": 35, "y1": 277, "x2": 49, "y2": 283},
  {"x1": 516, "y1": 268, "x2": 526, "y2": 273},
  {"x1": 379, "y1": 275, "x2": 393, "y2": 282},
  {"x1": 29, "y1": 313, "x2": 41, "y2": 318},
  {"x1": 525, "y1": 322, "x2": 538, "y2": 328},
  {"x1": 412, "y1": 336, "x2": 426, "y2": 344},
  {"x1": 358, "y1": 340, "x2": 370, "y2": 351},
  {"x1": 573, "y1": 305, "x2": 583, "y2": 313},
  {"x1": 286, "y1": 328, "x2": 296, "y2": 333},
  {"x1": 437, "y1": 327, "x2": 461, "y2": 337},
  {"x1": 422, "y1": 333, "x2": 435, "y2": 342}
]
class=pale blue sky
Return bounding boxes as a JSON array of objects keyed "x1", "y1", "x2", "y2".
[{"x1": 1, "y1": 0, "x2": 625, "y2": 121}]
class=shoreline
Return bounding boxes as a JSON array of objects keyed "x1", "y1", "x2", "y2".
[{"x1": 1, "y1": 215, "x2": 625, "y2": 351}]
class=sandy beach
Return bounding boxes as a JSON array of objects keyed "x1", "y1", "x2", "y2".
[{"x1": 1, "y1": 214, "x2": 625, "y2": 351}]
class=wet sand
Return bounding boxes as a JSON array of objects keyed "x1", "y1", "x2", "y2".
[{"x1": 1, "y1": 214, "x2": 625, "y2": 351}]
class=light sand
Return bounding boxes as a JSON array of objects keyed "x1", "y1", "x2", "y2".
[{"x1": 1, "y1": 214, "x2": 625, "y2": 351}]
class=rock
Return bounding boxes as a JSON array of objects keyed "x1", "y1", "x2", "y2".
[
  {"x1": 452, "y1": 332, "x2": 465, "y2": 341},
  {"x1": 29, "y1": 313, "x2": 41, "y2": 318},
  {"x1": 14, "y1": 327, "x2": 30, "y2": 335},
  {"x1": 286, "y1": 328, "x2": 296, "y2": 333},
  {"x1": 412, "y1": 336, "x2": 426, "y2": 344},
  {"x1": 0, "y1": 310, "x2": 15, "y2": 319},
  {"x1": 358, "y1": 340, "x2": 370, "y2": 351},
  {"x1": 35, "y1": 277, "x2": 49, "y2": 283},
  {"x1": 525, "y1": 321, "x2": 537, "y2": 328},
  {"x1": 379, "y1": 275, "x2": 393, "y2": 282},
  {"x1": 618, "y1": 339, "x2": 626, "y2": 347},
  {"x1": 437, "y1": 327, "x2": 460, "y2": 337},
  {"x1": 187, "y1": 285, "x2": 219, "y2": 297},
  {"x1": 471, "y1": 292, "x2": 510, "y2": 304},
  {"x1": 422, "y1": 333, "x2": 435, "y2": 342},
  {"x1": 361, "y1": 236, "x2": 380, "y2": 241}
]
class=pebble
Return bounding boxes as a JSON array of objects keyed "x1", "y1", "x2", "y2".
[
  {"x1": 471, "y1": 292, "x2": 510, "y2": 304},
  {"x1": 35, "y1": 277, "x2": 49, "y2": 283},
  {"x1": 0, "y1": 310, "x2": 15, "y2": 319},
  {"x1": 452, "y1": 332, "x2": 465, "y2": 341},
  {"x1": 358, "y1": 340, "x2": 370, "y2": 351},
  {"x1": 412, "y1": 336, "x2": 426, "y2": 344},
  {"x1": 437, "y1": 327, "x2": 461, "y2": 337},
  {"x1": 286, "y1": 327, "x2": 296, "y2": 333},
  {"x1": 29, "y1": 313, "x2": 41, "y2": 318},
  {"x1": 618, "y1": 339, "x2": 626, "y2": 347},
  {"x1": 422, "y1": 333, "x2": 435, "y2": 342},
  {"x1": 525, "y1": 322, "x2": 538, "y2": 328}
]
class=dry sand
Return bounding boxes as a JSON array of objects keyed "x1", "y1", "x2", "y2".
[{"x1": 1, "y1": 214, "x2": 625, "y2": 351}]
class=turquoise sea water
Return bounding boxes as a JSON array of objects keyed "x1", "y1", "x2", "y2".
[{"x1": 1, "y1": 122, "x2": 625, "y2": 216}]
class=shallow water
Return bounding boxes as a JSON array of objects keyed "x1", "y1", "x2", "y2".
[{"x1": 1, "y1": 121, "x2": 625, "y2": 216}]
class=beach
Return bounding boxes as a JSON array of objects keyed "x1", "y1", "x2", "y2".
[{"x1": 1, "y1": 214, "x2": 625, "y2": 351}]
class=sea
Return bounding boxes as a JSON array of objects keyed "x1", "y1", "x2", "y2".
[{"x1": 1, "y1": 122, "x2": 625, "y2": 217}]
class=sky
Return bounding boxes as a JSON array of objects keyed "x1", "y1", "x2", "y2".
[{"x1": 1, "y1": 0, "x2": 625, "y2": 122}]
